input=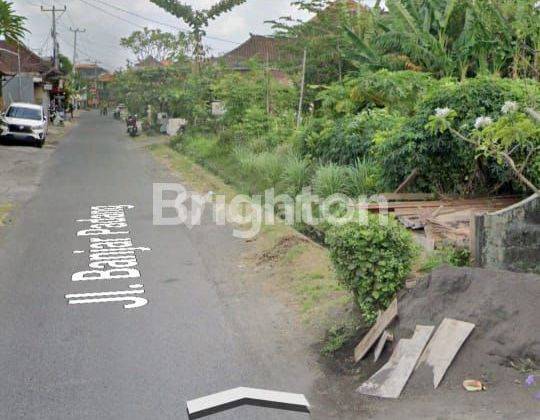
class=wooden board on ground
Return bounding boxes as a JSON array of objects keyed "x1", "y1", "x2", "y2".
[
  {"x1": 373, "y1": 330, "x2": 393, "y2": 362},
  {"x1": 416, "y1": 318, "x2": 475, "y2": 388},
  {"x1": 354, "y1": 299, "x2": 398, "y2": 363},
  {"x1": 364, "y1": 196, "x2": 521, "y2": 214},
  {"x1": 381, "y1": 193, "x2": 437, "y2": 201},
  {"x1": 357, "y1": 325, "x2": 434, "y2": 399}
]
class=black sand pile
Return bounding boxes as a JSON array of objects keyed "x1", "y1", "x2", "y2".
[{"x1": 395, "y1": 266, "x2": 540, "y2": 388}]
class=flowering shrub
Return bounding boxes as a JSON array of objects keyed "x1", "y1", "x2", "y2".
[
  {"x1": 427, "y1": 100, "x2": 540, "y2": 193},
  {"x1": 378, "y1": 77, "x2": 540, "y2": 194}
]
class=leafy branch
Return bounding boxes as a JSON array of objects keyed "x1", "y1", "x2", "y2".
[
  {"x1": 150, "y1": 0, "x2": 248, "y2": 64},
  {"x1": 427, "y1": 104, "x2": 540, "y2": 194}
]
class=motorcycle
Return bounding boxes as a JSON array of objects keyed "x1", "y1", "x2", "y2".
[{"x1": 126, "y1": 115, "x2": 138, "y2": 137}]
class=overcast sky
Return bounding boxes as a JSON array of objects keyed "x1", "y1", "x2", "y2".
[{"x1": 14, "y1": 1, "x2": 377, "y2": 70}]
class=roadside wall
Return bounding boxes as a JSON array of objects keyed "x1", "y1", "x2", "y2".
[
  {"x1": 472, "y1": 194, "x2": 539, "y2": 274},
  {"x1": 2, "y1": 74, "x2": 34, "y2": 105}
]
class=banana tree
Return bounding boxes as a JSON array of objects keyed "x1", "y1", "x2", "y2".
[{"x1": 344, "y1": 0, "x2": 536, "y2": 79}]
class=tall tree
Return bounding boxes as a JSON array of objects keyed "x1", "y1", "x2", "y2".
[
  {"x1": 120, "y1": 27, "x2": 191, "y2": 63},
  {"x1": 59, "y1": 54, "x2": 73, "y2": 75},
  {"x1": 269, "y1": 0, "x2": 365, "y2": 85},
  {"x1": 149, "y1": 0, "x2": 248, "y2": 65},
  {"x1": 0, "y1": 0, "x2": 27, "y2": 42}
]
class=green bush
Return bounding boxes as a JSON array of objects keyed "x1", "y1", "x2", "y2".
[
  {"x1": 312, "y1": 163, "x2": 349, "y2": 198},
  {"x1": 348, "y1": 70, "x2": 434, "y2": 115},
  {"x1": 378, "y1": 76, "x2": 540, "y2": 194},
  {"x1": 326, "y1": 216, "x2": 416, "y2": 323},
  {"x1": 419, "y1": 246, "x2": 471, "y2": 273},
  {"x1": 300, "y1": 109, "x2": 403, "y2": 165}
]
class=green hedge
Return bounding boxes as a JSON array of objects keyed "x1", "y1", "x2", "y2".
[{"x1": 377, "y1": 76, "x2": 540, "y2": 194}]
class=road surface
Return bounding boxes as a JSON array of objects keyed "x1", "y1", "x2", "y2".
[{"x1": 0, "y1": 112, "x2": 324, "y2": 419}]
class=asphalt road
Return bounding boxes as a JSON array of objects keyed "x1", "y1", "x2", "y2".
[{"x1": 0, "y1": 112, "x2": 320, "y2": 419}]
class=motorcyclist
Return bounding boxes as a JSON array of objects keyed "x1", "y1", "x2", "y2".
[{"x1": 126, "y1": 114, "x2": 138, "y2": 136}]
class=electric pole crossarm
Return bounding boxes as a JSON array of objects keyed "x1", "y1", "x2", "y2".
[
  {"x1": 41, "y1": 5, "x2": 67, "y2": 70},
  {"x1": 69, "y1": 27, "x2": 86, "y2": 72}
]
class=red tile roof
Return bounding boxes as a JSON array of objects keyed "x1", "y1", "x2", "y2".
[
  {"x1": 220, "y1": 35, "x2": 292, "y2": 68},
  {"x1": 0, "y1": 40, "x2": 52, "y2": 75}
]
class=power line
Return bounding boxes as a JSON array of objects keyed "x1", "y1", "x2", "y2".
[
  {"x1": 69, "y1": 27, "x2": 86, "y2": 70},
  {"x1": 57, "y1": 20, "x2": 119, "y2": 55},
  {"x1": 76, "y1": 0, "x2": 147, "y2": 30},
  {"x1": 88, "y1": 0, "x2": 190, "y2": 33},
  {"x1": 41, "y1": 4, "x2": 67, "y2": 69},
  {"x1": 79, "y1": 0, "x2": 241, "y2": 45},
  {"x1": 58, "y1": 33, "x2": 114, "y2": 69}
]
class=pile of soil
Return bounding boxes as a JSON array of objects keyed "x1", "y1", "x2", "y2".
[
  {"x1": 257, "y1": 234, "x2": 307, "y2": 263},
  {"x1": 395, "y1": 266, "x2": 539, "y2": 389}
]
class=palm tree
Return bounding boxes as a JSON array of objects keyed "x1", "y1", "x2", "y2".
[{"x1": 0, "y1": 1, "x2": 27, "y2": 42}]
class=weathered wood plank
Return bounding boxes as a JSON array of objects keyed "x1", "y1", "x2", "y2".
[
  {"x1": 381, "y1": 192, "x2": 437, "y2": 201},
  {"x1": 373, "y1": 330, "x2": 393, "y2": 362},
  {"x1": 357, "y1": 325, "x2": 434, "y2": 399},
  {"x1": 354, "y1": 299, "x2": 398, "y2": 363},
  {"x1": 417, "y1": 318, "x2": 475, "y2": 388},
  {"x1": 394, "y1": 168, "x2": 419, "y2": 193}
]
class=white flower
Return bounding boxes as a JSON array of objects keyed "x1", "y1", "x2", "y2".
[
  {"x1": 474, "y1": 116, "x2": 493, "y2": 130},
  {"x1": 535, "y1": 1, "x2": 540, "y2": 11},
  {"x1": 435, "y1": 107, "x2": 452, "y2": 118},
  {"x1": 501, "y1": 101, "x2": 519, "y2": 114}
]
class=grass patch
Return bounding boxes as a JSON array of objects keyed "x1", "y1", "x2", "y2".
[
  {"x1": 418, "y1": 246, "x2": 471, "y2": 273},
  {"x1": 148, "y1": 143, "x2": 237, "y2": 200},
  {"x1": 294, "y1": 271, "x2": 343, "y2": 314},
  {"x1": 321, "y1": 319, "x2": 361, "y2": 356},
  {"x1": 0, "y1": 203, "x2": 13, "y2": 226}
]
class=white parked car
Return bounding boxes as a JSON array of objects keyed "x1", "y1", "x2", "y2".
[{"x1": 0, "y1": 103, "x2": 48, "y2": 147}]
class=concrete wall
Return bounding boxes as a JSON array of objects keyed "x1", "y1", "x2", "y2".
[
  {"x1": 2, "y1": 74, "x2": 35, "y2": 105},
  {"x1": 472, "y1": 194, "x2": 539, "y2": 274}
]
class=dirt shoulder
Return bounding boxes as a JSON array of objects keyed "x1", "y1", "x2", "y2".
[{"x1": 0, "y1": 116, "x2": 78, "y2": 230}]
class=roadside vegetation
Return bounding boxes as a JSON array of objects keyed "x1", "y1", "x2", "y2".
[
  {"x1": 0, "y1": 202, "x2": 12, "y2": 227},
  {"x1": 112, "y1": 0, "x2": 540, "y2": 336}
]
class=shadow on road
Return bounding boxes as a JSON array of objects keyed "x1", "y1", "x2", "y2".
[{"x1": 0, "y1": 136, "x2": 41, "y2": 148}]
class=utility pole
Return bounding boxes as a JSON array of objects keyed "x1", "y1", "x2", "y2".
[
  {"x1": 41, "y1": 4, "x2": 67, "y2": 70},
  {"x1": 17, "y1": 43, "x2": 22, "y2": 101},
  {"x1": 92, "y1": 60, "x2": 102, "y2": 109},
  {"x1": 69, "y1": 27, "x2": 86, "y2": 72},
  {"x1": 297, "y1": 48, "x2": 307, "y2": 129},
  {"x1": 265, "y1": 50, "x2": 270, "y2": 115}
]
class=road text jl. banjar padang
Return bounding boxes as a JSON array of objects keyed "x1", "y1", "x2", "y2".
[{"x1": 65, "y1": 205, "x2": 150, "y2": 310}]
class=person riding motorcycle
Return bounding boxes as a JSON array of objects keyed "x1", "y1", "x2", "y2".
[{"x1": 126, "y1": 114, "x2": 138, "y2": 136}]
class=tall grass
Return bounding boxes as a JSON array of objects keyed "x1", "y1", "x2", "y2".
[
  {"x1": 234, "y1": 147, "x2": 286, "y2": 193},
  {"x1": 282, "y1": 155, "x2": 312, "y2": 196},
  {"x1": 346, "y1": 158, "x2": 378, "y2": 197},
  {"x1": 234, "y1": 145, "x2": 257, "y2": 174},
  {"x1": 252, "y1": 152, "x2": 285, "y2": 192},
  {"x1": 312, "y1": 163, "x2": 349, "y2": 198}
]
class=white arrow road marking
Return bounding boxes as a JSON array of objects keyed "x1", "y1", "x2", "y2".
[{"x1": 186, "y1": 387, "x2": 310, "y2": 419}]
